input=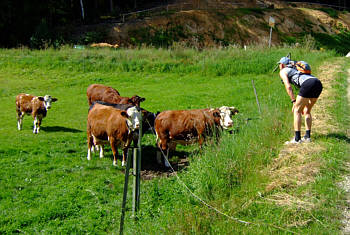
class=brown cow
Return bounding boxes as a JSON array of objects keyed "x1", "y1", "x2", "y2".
[
  {"x1": 154, "y1": 108, "x2": 223, "y2": 166},
  {"x1": 87, "y1": 84, "x2": 145, "y2": 107},
  {"x1": 88, "y1": 101, "x2": 158, "y2": 152},
  {"x1": 16, "y1": 93, "x2": 58, "y2": 134},
  {"x1": 87, "y1": 103, "x2": 141, "y2": 166},
  {"x1": 154, "y1": 107, "x2": 239, "y2": 167}
]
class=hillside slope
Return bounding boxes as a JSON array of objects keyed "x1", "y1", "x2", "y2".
[{"x1": 82, "y1": 6, "x2": 350, "y2": 49}]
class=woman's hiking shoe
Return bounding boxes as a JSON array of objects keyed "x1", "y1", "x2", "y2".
[
  {"x1": 301, "y1": 137, "x2": 312, "y2": 143},
  {"x1": 284, "y1": 138, "x2": 303, "y2": 145}
]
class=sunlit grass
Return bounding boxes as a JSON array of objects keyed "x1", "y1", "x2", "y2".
[{"x1": 0, "y1": 46, "x2": 346, "y2": 234}]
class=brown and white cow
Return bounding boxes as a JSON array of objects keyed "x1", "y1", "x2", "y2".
[
  {"x1": 16, "y1": 93, "x2": 58, "y2": 134},
  {"x1": 154, "y1": 107, "x2": 238, "y2": 167},
  {"x1": 87, "y1": 103, "x2": 142, "y2": 166},
  {"x1": 87, "y1": 84, "x2": 145, "y2": 107},
  {"x1": 154, "y1": 109, "x2": 221, "y2": 166},
  {"x1": 88, "y1": 101, "x2": 158, "y2": 154}
]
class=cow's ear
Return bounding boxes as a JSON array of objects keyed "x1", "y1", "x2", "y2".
[
  {"x1": 52, "y1": 98, "x2": 58, "y2": 102},
  {"x1": 139, "y1": 97, "x2": 146, "y2": 102},
  {"x1": 213, "y1": 111, "x2": 220, "y2": 118},
  {"x1": 230, "y1": 107, "x2": 239, "y2": 114},
  {"x1": 38, "y1": 97, "x2": 45, "y2": 101},
  {"x1": 120, "y1": 111, "x2": 129, "y2": 118}
]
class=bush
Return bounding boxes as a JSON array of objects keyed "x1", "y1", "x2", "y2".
[
  {"x1": 78, "y1": 31, "x2": 107, "y2": 45},
  {"x1": 318, "y1": 8, "x2": 339, "y2": 18},
  {"x1": 29, "y1": 19, "x2": 65, "y2": 49},
  {"x1": 312, "y1": 31, "x2": 350, "y2": 55}
]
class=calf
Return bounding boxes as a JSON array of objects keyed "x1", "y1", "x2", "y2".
[
  {"x1": 87, "y1": 103, "x2": 141, "y2": 166},
  {"x1": 87, "y1": 84, "x2": 145, "y2": 107},
  {"x1": 16, "y1": 93, "x2": 57, "y2": 134}
]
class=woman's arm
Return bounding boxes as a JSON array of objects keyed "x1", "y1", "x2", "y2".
[{"x1": 279, "y1": 70, "x2": 296, "y2": 102}]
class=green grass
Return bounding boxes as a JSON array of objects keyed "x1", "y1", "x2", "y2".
[{"x1": 0, "y1": 46, "x2": 347, "y2": 234}]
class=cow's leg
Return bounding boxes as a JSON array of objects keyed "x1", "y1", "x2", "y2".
[
  {"x1": 122, "y1": 148, "x2": 128, "y2": 167},
  {"x1": 165, "y1": 148, "x2": 171, "y2": 168},
  {"x1": 156, "y1": 150, "x2": 162, "y2": 165},
  {"x1": 33, "y1": 116, "x2": 38, "y2": 134},
  {"x1": 87, "y1": 129, "x2": 93, "y2": 160},
  {"x1": 36, "y1": 117, "x2": 42, "y2": 133},
  {"x1": 197, "y1": 129, "x2": 204, "y2": 149},
  {"x1": 91, "y1": 135, "x2": 99, "y2": 153},
  {"x1": 17, "y1": 112, "x2": 24, "y2": 130},
  {"x1": 156, "y1": 132, "x2": 171, "y2": 167},
  {"x1": 110, "y1": 137, "x2": 118, "y2": 166},
  {"x1": 168, "y1": 142, "x2": 177, "y2": 151},
  {"x1": 99, "y1": 145, "x2": 104, "y2": 158}
]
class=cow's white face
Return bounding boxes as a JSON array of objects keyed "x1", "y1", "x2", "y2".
[
  {"x1": 126, "y1": 107, "x2": 141, "y2": 131},
  {"x1": 218, "y1": 106, "x2": 234, "y2": 129},
  {"x1": 43, "y1": 95, "x2": 57, "y2": 110}
]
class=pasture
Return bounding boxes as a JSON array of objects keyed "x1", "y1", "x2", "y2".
[{"x1": 0, "y1": 47, "x2": 348, "y2": 234}]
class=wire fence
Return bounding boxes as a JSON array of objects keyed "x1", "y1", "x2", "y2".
[
  {"x1": 286, "y1": 1, "x2": 349, "y2": 10},
  {"x1": 117, "y1": 0, "x2": 348, "y2": 23},
  {"x1": 120, "y1": 1, "x2": 245, "y2": 22}
]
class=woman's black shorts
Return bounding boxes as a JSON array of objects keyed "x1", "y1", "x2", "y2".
[{"x1": 298, "y1": 78, "x2": 323, "y2": 98}]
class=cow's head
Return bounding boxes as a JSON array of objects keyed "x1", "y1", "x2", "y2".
[
  {"x1": 130, "y1": 95, "x2": 145, "y2": 107},
  {"x1": 125, "y1": 106, "x2": 142, "y2": 131},
  {"x1": 142, "y1": 109, "x2": 158, "y2": 130},
  {"x1": 228, "y1": 106, "x2": 239, "y2": 116},
  {"x1": 218, "y1": 106, "x2": 234, "y2": 129},
  {"x1": 38, "y1": 95, "x2": 58, "y2": 110}
]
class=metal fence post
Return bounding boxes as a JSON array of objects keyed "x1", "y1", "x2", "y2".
[
  {"x1": 252, "y1": 80, "x2": 262, "y2": 115},
  {"x1": 132, "y1": 113, "x2": 142, "y2": 217},
  {"x1": 119, "y1": 150, "x2": 132, "y2": 235}
]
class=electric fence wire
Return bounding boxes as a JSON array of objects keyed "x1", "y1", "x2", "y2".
[{"x1": 145, "y1": 119, "x2": 299, "y2": 234}]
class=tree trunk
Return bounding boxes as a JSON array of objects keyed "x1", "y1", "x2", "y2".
[
  {"x1": 110, "y1": 0, "x2": 113, "y2": 13},
  {"x1": 80, "y1": 0, "x2": 85, "y2": 20}
]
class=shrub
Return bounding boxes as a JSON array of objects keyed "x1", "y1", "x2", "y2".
[{"x1": 318, "y1": 8, "x2": 339, "y2": 18}]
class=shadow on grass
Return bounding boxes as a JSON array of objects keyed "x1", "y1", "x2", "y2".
[
  {"x1": 41, "y1": 126, "x2": 83, "y2": 133},
  {"x1": 139, "y1": 145, "x2": 191, "y2": 180},
  {"x1": 86, "y1": 145, "x2": 190, "y2": 178},
  {"x1": 315, "y1": 132, "x2": 350, "y2": 143},
  {"x1": 142, "y1": 145, "x2": 189, "y2": 168}
]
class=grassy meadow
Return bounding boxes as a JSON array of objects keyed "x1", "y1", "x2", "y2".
[{"x1": 0, "y1": 46, "x2": 348, "y2": 234}]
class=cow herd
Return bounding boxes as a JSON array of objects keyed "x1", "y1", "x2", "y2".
[{"x1": 15, "y1": 84, "x2": 239, "y2": 168}]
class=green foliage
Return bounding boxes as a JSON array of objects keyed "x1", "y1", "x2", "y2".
[
  {"x1": 280, "y1": 35, "x2": 297, "y2": 45},
  {"x1": 78, "y1": 31, "x2": 108, "y2": 45},
  {"x1": 129, "y1": 25, "x2": 188, "y2": 48},
  {"x1": 235, "y1": 8, "x2": 265, "y2": 16},
  {"x1": 312, "y1": 31, "x2": 350, "y2": 55},
  {"x1": 29, "y1": 19, "x2": 65, "y2": 49},
  {"x1": 0, "y1": 47, "x2": 345, "y2": 234},
  {"x1": 317, "y1": 8, "x2": 339, "y2": 18}
]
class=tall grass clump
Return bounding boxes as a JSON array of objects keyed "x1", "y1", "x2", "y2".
[
  {"x1": 0, "y1": 46, "x2": 336, "y2": 77},
  {"x1": 132, "y1": 108, "x2": 294, "y2": 234}
]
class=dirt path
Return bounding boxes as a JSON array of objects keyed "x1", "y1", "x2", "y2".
[
  {"x1": 340, "y1": 68, "x2": 350, "y2": 234},
  {"x1": 264, "y1": 59, "x2": 348, "y2": 228}
]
